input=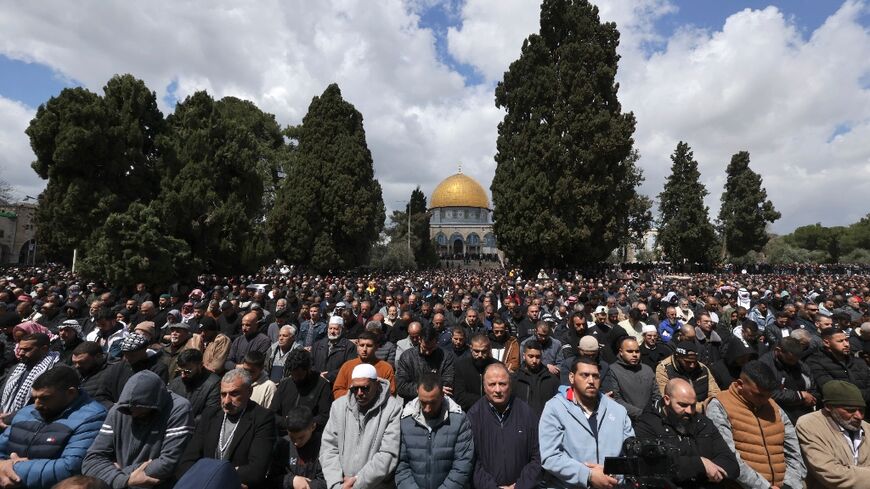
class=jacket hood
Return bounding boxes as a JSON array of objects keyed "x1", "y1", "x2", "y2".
[
  {"x1": 401, "y1": 394, "x2": 462, "y2": 428},
  {"x1": 725, "y1": 335, "x2": 758, "y2": 366},
  {"x1": 116, "y1": 370, "x2": 169, "y2": 411}
]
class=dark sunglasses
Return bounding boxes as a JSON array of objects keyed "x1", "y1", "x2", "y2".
[{"x1": 350, "y1": 385, "x2": 371, "y2": 395}]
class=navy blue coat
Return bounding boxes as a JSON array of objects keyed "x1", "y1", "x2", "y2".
[
  {"x1": 0, "y1": 392, "x2": 107, "y2": 488},
  {"x1": 466, "y1": 396, "x2": 541, "y2": 489}
]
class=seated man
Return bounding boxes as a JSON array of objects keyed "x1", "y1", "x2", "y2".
[
  {"x1": 168, "y1": 349, "x2": 221, "y2": 423},
  {"x1": 796, "y1": 380, "x2": 870, "y2": 489},
  {"x1": 635, "y1": 379, "x2": 739, "y2": 488},
  {"x1": 239, "y1": 351, "x2": 277, "y2": 408},
  {"x1": 655, "y1": 341, "x2": 719, "y2": 413},
  {"x1": 270, "y1": 406, "x2": 326, "y2": 489},
  {"x1": 0, "y1": 366, "x2": 107, "y2": 488},
  {"x1": 0, "y1": 333, "x2": 60, "y2": 420},
  {"x1": 178, "y1": 368, "x2": 277, "y2": 489},
  {"x1": 539, "y1": 358, "x2": 633, "y2": 489},
  {"x1": 270, "y1": 349, "x2": 333, "y2": 433},
  {"x1": 707, "y1": 360, "x2": 805, "y2": 489},
  {"x1": 82, "y1": 370, "x2": 193, "y2": 488}
]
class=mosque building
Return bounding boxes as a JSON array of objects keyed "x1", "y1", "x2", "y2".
[{"x1": 428, "y1": 168, "x2": 498, "y2": 258}]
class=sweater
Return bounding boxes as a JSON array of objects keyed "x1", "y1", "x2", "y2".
[
  {"x1": 601, "y1": 358, "x2": 660, "y2": 420},
  {"x1": 332, "y1": 358, "x2": 396, "y2": 399},
  {"x1": 467, "y1": 396, "x2": 541, "y2": 489}
]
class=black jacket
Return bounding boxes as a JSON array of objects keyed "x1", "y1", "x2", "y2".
[
  {"x1": 759, "y1": 351, "x2": 817, "y2": 424},
  {"x1": 512, "y1": 367, "x2": 559, "y2": 416},
  {"x1": 807, "y1": 348, "x2": 870, "y2": 405},
  {"x1": 269, "y1": 371, "x2": 333, "y2": 432},
  {"x1": 270, "y1": 433, "x2": 326, "y2": 489},
  {"x1": 178, "y1": 400, "x2": 277, "y2": 488},
  {"x1": 453, "y1": 357, "x2": 497, "y2": 412},
  {"x1": 169, "y1": 371, "x2": 221, "y2": 423},
  {"x1": 94, "y1": 353, "x2": 169, "y2": 405},
  {"x1": 311, "y1": 337, "x2": 357, "y2": 384},
  {"x1": 635, "y1": 405, "x2": 740, "y2": 488},
  {"x1": 466, "y1": 396, "x2": 541, "y2": 489},
  {"x1": 396, "y1": 347, "x2": 456, "y2": 402},
  {"x1": 79, "y1": 361, "x2": 109, "y2": 405},
  {"x1": 641, "y1": 341, "x2": 673, "y2": 370}
]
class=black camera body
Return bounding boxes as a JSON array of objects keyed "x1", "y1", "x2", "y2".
[{"x1": 604, "y1": 437, "x2": 681, "y2": 489}]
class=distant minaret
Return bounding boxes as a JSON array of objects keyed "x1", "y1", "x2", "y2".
[{"x1": 458, "y1": 162, "x2": 462, "y2": 174}]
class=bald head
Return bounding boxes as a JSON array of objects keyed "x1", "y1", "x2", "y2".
[
  {"x1": 408, "y1": 321, "x2": 422, "y2": 335},
  {"x1": 664, "y1": 378, "x2": 697, "y2": 419},
  {"x1": 665, "y1": 378, "x2": 694, "y2": 398}
]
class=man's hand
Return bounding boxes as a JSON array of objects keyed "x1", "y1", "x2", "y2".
[
  {"x1": 498, "y1": 484, "x2": 515, "y2": 489},
  {"x1": 603, "y1": 391, "x2": 614, "y2": 398},
  {"x1": 0, "y1": 413, "x2": 10, "y2": 430},
  {"x1": 701, "y1": 457, "x2": 727, "y2": 483},
  {"x1": 341, "y1": 475, "x2": 357, "y2": 489},
  {"x1": 585, "y1": 463, "x2": 617, "y2": 489},
  {"x1": 547, "y1": 364, "x2": 560, "y2": 376},
  {"x1": 127, "y1": 460, "x2": 160, "y2": 487},
  {"x1": 443, "y1": 386, "x2": 454, "y2": 396},
  {"x1": 293, "y1": 476, "x2": 312, "y2": 489},
  {"x1": 0, "y1": 455, "x2": 23, "y2": 488},
  {"x1": 800, "y1": 391, "x2": 816, "y2": 406}
]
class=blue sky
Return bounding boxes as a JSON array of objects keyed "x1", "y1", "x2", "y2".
[{"x1": 0, "y1": 0, "x2": 868, "y2": 234}]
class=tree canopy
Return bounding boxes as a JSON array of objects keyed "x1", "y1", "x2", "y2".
[
  {"x1": 657, "y1": 142, "x2": 718, "y2": 263},
  {"x1": 718, "y1": 151, "x2": 780, "y2": 258},
  {"x1": 491, "y1": 0, "x2": 642, "y2": 270}
]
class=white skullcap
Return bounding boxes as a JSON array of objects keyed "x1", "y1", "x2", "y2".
[
  {"x1": 642, "y1": 324, "x2": 657, "y2": 334},
  {"x1": 579, "y1": 336, "x2": 600, "y2": 351},
  {"x1": 328, "y1": 315, "x2": 344, "y2": 326},
  {"x1": 709, "y1": 312, "x2": 720, "y2": 324},
  {"x1": 351, "y1": 363, "x2": 378, "y2": 380}
]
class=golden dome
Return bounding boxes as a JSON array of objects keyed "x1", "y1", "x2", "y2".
[{"x1": 430, "y1": 171, "x2": 490, "y2": 209}]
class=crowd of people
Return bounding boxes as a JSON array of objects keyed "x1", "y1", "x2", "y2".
[{"x1": 0, "y1": 264, "x2": 867, "y2": 489}]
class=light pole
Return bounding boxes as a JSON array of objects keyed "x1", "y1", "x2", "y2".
[{"x1": 22, "y1": 196, "x2": 37, "y2": 265}]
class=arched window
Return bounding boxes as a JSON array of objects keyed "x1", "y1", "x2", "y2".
[
  {"x1": 484, "y1": 233, "x2": 496, "y2": 247},
  {"x1": 466, "y1": 233, "x2": 480, "y2": 246},
  {"x1": 435, "y1": 233, "x2": 448, "y2": 245}
]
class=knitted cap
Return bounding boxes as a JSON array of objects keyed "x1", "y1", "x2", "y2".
[
  {"x1": 822, "y1": 380, "x2": 866, "y2": 408},
  {"x1": 120, "y1": 333, "x2": 149, "y2": 352},
  {"x1": 578, "y1": 336, "x2": 599, "y2": 352}
]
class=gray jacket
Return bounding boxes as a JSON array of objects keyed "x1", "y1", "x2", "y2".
[
  {"x1": 396, "y1": 396, "x2": 474, "y2": 489},
  {"x1": 319, "y1": 378, "x2": 402, "y2": 489},
  {"x1": 82, "y1": 370, "x2": 193, "y2": 489},
  {"x1": 706, "y1": 398, "x2": 806, "y2": 489},
  {"x1": 601, "y1": 358, "x2": 660, "y2": 420}
]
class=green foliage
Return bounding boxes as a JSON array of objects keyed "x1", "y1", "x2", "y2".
[
  {"x1": 267, "y1": 84, "x2": 385, "y2": 271},
  {"x1": 718, "y1": 151, "x2": 780, "y2": 257},
  {"x1": 763, "y1": 236, "x2": 827, "y2": 265},
  {"x1": 154, "y1": 91, "x2": 266, "y2": 275},
  {"x1": 26, "y1": 76, "x2": 166, "y2": 262},
  {"x1": 385, "y1": 187, "x2": 437, "y2": 267},
  {"x1": 369, "y1": 241, "x2": 416, "y2": 270},
  {"x1": 491, "y1": 0, "x2": 641, "y2": 269},
  {"x1": 657, "y1": 142, "x2": 718, "y2": 263},
  {"x1": 78, "y1": 202, "x2": 192, "y2": 285},
  {"x1": 777, "y1": 216, "x2": 870, "y2": 263},
  {"x1": 785, "y1": 223, "x2": 844, "y2": 262}
]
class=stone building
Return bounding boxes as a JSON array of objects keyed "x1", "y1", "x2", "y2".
[
  {"x1": 428, "y1": 170, "x2": 497, "y2": 258},
  {"x1": 0, "y1": 203, "x2": 37, "y2": 264}
]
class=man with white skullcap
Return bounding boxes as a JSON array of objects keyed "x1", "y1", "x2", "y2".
[
  {"x1": 640, "y1": 323, "x2": 672, "y2": 369},
  {"x1": 312, "y1": 315, "x2": 357, "y2": 385},
  {"x1": 321, "y1": 362, "x2": 402, "y2": 489}
]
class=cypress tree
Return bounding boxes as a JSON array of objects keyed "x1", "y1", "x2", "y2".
[
  {"x1": 267, "y1": 84, "x2": 384, "y2": 270},
  {"x1": 491, "y1": 0, "x2": 642, "y2": 270},
  {"x1": 718, "y1": 151, "x2": 780, "y2": 257},
  {"x1": 657, "y1": 142, "x2": 718, "y2": 263}
]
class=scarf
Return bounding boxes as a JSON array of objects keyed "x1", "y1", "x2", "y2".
[{"x1": 1, "y1": 351, "x2": 59, "y2": 413}]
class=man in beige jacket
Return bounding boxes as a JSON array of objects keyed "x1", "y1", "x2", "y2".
[{"x1": 796, "y1": 380, "x2": 870, "y2": 489}]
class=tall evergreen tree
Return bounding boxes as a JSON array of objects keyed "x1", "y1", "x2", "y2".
[
  {"x1": 491, "y1": 0, "x2": 642, "y2": 270},
  {"x1": 657, "y1": 142, "x2": 718, "y2": 263},
  {"x1": 267, "y1": 84, "x2": 384, "y2": 270},
  {"x1": 718, "y1": 151, "x2": 780, "y2": 257},
  {"x1": 26, "y1": 75, "x2": 165, "y2": 262},
  {"x1": 152, "y1": 91, "x2": 266, "y2": 274}
]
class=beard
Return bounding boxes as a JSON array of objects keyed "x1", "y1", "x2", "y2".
[
  {"x1": 832, "y1": 411, "x2": 863, "y2": 432},
  {"x1": 327, "y1": 333, "x2": 340, "y2": 341},
  {"x1": 666, "y1": 408, "x2": 693, "y2": 435}
]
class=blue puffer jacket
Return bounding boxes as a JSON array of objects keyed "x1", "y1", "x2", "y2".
[
  {"x1": 0, "y1": 391, "x2": 107, "y2": 489},
  {"x1": 396, "y1": 396, "x2": 474, "y2": 489}
]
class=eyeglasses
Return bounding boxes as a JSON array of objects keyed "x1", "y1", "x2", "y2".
[
  {"x1": 175, "y1": 368, "x2": 193, "y2": 376},
  {"x1": 350, "y1": 385, "x2": 371, "y2": 394}
]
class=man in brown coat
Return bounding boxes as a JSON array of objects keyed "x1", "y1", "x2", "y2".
[{"x1": 796, "y1": 380, "x2": 870, "y2": 489}]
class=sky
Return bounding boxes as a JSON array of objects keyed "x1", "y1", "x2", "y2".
[{"x1": 0, "y1": 0, "x2": 868, "y2": 234}]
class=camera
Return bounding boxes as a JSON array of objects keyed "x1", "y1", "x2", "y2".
[{"x1": 604, "y1": 437, "x2": 680, "y2": 489}]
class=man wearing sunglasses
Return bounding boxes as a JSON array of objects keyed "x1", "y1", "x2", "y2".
[{"x1": 321, "y1": 363, "x2": 402, "y2": 489}]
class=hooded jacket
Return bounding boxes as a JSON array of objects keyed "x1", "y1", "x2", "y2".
[
  {"x1": 93, "y1": 352, "x2": 169, "y2": 405},
  {"x1": 601, "y1": 357, "x2": 660, "y2": 420},
  {"x1": 82, "y1": 370, "x2": 193, "y2": 489},
  {"x1": 319, "y1": 378, "x2": 402, "y2": 489},
  {"x1": 395, "y1": 396, "x2": 474, "y2": 489},
  {"x1": 0, "y1": 392, "x2": 107, "y2": 489}
]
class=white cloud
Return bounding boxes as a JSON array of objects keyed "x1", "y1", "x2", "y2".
[
  {"x1": 0, "y1": 97, "x2": 40, "y2": 200},
  {"x1": 0, "y1": 0, "x2": 868, "y2": 236}
]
